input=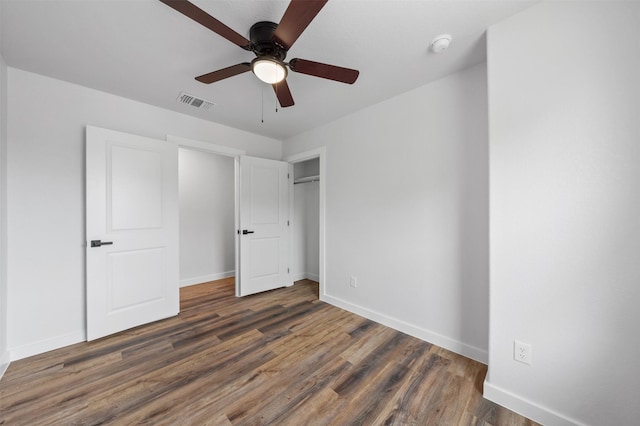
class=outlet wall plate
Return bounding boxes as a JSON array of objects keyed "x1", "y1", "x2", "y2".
[{"x1": 514, "y1": 340, "x2": 532, "y2": 365}]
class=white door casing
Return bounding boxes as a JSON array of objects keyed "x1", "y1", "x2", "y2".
[
  {"x1": 238, "y1": 155, "x2": 292, "y2": 296},
  {"x1": 86, "y1": 126, "x2": 179, "y2": 341}
]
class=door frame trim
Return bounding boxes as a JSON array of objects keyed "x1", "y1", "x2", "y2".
[
  {"x1": 166, "y1": 135, "x2": 246, "y2": 296},
  {"x1": 284, "y1": 147, "x2": 326, "y2": 301}
]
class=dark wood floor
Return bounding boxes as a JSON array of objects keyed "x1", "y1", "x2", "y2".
[{"x1": 0, "y1": 278, "x2": 538, "y2": 425}]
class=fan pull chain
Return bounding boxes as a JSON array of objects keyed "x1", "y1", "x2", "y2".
[
  {"x1": 261, "y1": 84, "x2": 264, "y2": 123},
  {"x1": 274, "y1": 62, "x2": 279, "y2": 113}
]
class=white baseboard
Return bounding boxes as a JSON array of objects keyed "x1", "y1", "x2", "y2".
[
  {"x1": 180, "y1": 271, "x2": 234, "y2": 288},
  {"x1": 0, "y1": 362, "x2": 8, "y2": 381},
  {"x1": 293, "y1": 272, "x2": 320, "y2": 282},
  {"x1": 321, "y1": 293, "x2": 488, "y2": 364},
  {"x1": 9, "y1": 330, "x2": 85, "y2": 362},
  {"x1": 483, "y1": 381, "x2": 584, "y2": 426},
  {"x1": 0, "y1": 353, "x2": 9, "y2": 380}
]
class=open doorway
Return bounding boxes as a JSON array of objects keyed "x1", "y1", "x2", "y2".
[
  {"x1": 286, "y1": 147, "x2": 326, "y2": 300},
  {"x1": 178, "y1": 147, "x2": 235, "y2": 287},
  {"x1": 292, "y1": 158, "x2": 320, "y2": 283},
  {"x1": 168, "y1": 135, "x2": 244, "y2": 300}
]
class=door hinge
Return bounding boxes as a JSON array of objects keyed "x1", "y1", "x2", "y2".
[
  {"x1": 287, "y1": 220, "x2": 290, "y2": 226},
  {"x1": 287, "y1": 267, "x2": 290, "y2": 274},
  {"x1": 287, "y1": 173, "x2": 290, "y2": 179}
]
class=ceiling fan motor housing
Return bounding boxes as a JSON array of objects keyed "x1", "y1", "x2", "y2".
[{"x1": 250, "y1": 21, "x2": 287, "y2": 61}]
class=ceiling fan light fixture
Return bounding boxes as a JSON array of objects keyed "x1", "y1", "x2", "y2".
[{"x1": 252, "y1": 57, "x2": 287, "y2": 84}]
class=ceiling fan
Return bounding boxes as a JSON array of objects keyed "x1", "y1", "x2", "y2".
[{"x1": 159, "y1": 0, "x2": 360, "y2": 108}]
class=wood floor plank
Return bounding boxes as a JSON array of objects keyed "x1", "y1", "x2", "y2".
[
  {"x1": 82, "y1": 332, "x2": 278, "y2": 426},
  {"x1": 223, "y1": 323, "x2": 358, "y2": 423},
  {"x1": 0, "y1": 278, "x2": 539, "y2": 426},
  {"x1": 154, "y1": 310, "x2": 359, "y2": 425}
]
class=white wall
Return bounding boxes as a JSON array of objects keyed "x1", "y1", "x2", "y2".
[
  {"x1": 485, "y1": 2, "x2": 640, "y2": 425},
  {"x1": 179, "y1": 148, "x2": 235, "y2": 286},
  {"x1": 284, "y1": 64, "x2": 489, "y2": 362},
  {"x1": 0, "y1": 51, "x2": 9, "y2": 376},
  {"x1": 6, "y1": 68, "x2": 281, "y2": 360}
]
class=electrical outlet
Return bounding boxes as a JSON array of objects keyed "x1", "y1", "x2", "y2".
[
  {"x1": 514, "y1": 340, "x2": 532, "y2": 365},
  {"x1": 350, "y1": 276, "x2": 357, "y2": 288}
]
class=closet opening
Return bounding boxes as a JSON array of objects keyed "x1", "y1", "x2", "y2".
[
  {"x1": 292, "y1": 157, "x2": 320, "y2": 287},
  {"x1": 287, "y1": 146, "x2": 326, "y2": 302}
]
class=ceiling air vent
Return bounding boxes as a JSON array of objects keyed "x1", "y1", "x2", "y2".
[{"x1": 176, "y1": 92, "x2": 214, "y2": 110}]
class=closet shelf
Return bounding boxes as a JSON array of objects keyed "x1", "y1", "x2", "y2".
[{"x1": 294, "y1": 175, "x2": 320, "y2": 184}]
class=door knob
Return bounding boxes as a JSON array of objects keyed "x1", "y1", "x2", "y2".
[
  {"x1": 90, "y1": 240, "x2": 114, "y2": 247},
  {"x1": 241, "y1": 230, "x2": 254, "y2": 235}
]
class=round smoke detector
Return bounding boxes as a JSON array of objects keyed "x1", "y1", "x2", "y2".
[{"x1": 430, "y1": 34, "x2": 452, "y2": 53}]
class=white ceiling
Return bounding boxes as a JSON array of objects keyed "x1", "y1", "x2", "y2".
[{"x1": 0, "y1": 0, "x2": 535, "y2": 140}]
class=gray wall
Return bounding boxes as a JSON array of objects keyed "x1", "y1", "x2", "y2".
[
  {"x1": 284, "y1": 63, "x2": 489, "y2": 362},
  {"x1": 485, "y1": 2, "x2": 640, "y2": 425}
]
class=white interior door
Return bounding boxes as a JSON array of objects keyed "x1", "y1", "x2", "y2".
[
  {"x1": 238, "y1": 155, "x2": 292, "y2": 296},
  {"x1": 86, "y1": 126, "x2": 178, "y2": 341}
]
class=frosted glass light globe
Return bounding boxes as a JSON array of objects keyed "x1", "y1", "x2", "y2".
[{"x1": 252, "y1": 58, "x2": 287, "y2": 84}]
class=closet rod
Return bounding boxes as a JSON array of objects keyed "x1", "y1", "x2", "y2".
[{"x1": 293, "y1": 175, "x2": 320, "y2": 185}]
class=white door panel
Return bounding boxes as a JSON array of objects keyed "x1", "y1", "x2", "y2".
[
  {"x1": 110, "y1": 145, "x2": 164, "y2": 230},
  {"x1": 238, "y1": 156, "x2": 291, "y2": 296},
  {"x1": 86, "y1": 126, "x2": 178, "y2": 341}
]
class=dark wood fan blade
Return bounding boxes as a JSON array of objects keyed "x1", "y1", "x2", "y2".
[
  {"x1": 159, "y1": 0, "x2": 251, "y2": 49},
  {"x1": 272, "y1": 80, "x2": 295, "y2": 107},
  {"x1": 273, "y1": 0, "x2": 327, "y2": 50},
  {"x1": 289, "y1": 58, "x2": 359, "y2": 84},
  {"x1": 195, "y1": 63, "x2": 251, "y2": 84}
]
